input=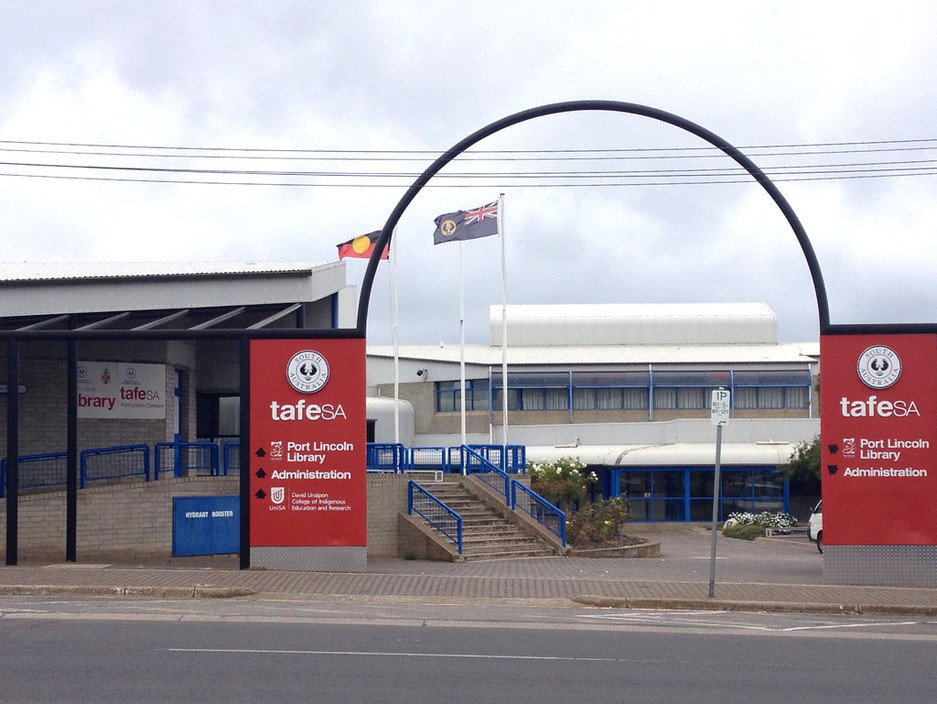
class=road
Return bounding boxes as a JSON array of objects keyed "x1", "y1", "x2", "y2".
[{"x1": 2, "y1": 596, "x2": 937, "y2": 703}]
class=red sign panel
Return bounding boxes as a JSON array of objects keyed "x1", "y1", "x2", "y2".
[
  {"x1": 249, "y1": 338, "x2": 367, "y2": 547},
  {"x1": 820, "y1": 334, "x2": 937, "y2": 545}
]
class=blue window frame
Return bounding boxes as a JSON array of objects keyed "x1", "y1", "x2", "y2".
[
  {"x1": 437, "y1": 367, "x2": 813, "y2": 415},
  {"x1": 612, "y1": 466, "x2": 789, "y2": 522},
  {"x1": 435, "y1": 380, "x2": 490, "y2": 412}
]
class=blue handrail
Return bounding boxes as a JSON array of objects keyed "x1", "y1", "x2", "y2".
[
  {"x1": 0, "y1": 452, "x2": 67, "y2": 497},
  {"x1": 222, "y1": 441, "x2": 240, "y2": 476},
  {"x1": 80, "y1": 444, "x2": 150, "y2": 488},
  {"x1": 409, "y1": 446, "x2": 449, "y2": 473},
  {"x1": 154, "y1": 441, "x2": 220, "y2": 479},
  {"x1": 511, "y1": 480, "x2": 566, "y2": 547},
  {"x1": 461, "y1": 445, "x2": 510, "y2": 506},
  {"x1": 407, "y1": 480, "x2": 463, "y2": 554},
  {"x1": 467, "y1": 444, "x2": 526, "y2": 473},
  {"x1": 366, "y1": 443, "x2": 407, "y2": 472}
]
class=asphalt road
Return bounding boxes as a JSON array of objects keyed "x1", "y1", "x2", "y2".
[{"x1": 2, "y1": 596, "x2": 937, "y2": 703}]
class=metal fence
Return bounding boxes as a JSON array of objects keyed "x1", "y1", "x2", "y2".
[
  {"x1": 81, "y1": 444, "x2": 150, "y2": 487},
  {"x1": 154, "y1": 441, "x2": 220, "y2": 478},
  {"x1": 222, "y1": 441, "x2": 240, "y2": 476},
  {"x1": 2, "y1": 441, "x2": 526, "y2": 497},
  {"x1": 461, "y1": 445, "x2": 510, "y2": 504},
  {"x1": 0, "y1": 452, "x2": 67, "y2": 497},
  {"x1": 407, "y1": 480, "x2": 462, "y2": 554},
  {"x1": 512, "y1": 479, "x2": 566, "y2": 546}
]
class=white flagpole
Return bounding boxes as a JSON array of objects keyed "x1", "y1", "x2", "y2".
[
  {"x1": 391, "y1": 228, "x2": 400, "y2": 448},
  {"x1": 498, "y1": 194, "x2": 508, "y2": 453},
  {"x1": 459, "y1": 241, "x2": 467, "y2": 447}
]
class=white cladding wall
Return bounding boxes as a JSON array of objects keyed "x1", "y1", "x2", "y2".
[
  {"x1": 490, "y1": 303, "x2": 778, "y2": 347},
  {"x1": 366, "y1": 397, "x2": 415, "y2": 446}
]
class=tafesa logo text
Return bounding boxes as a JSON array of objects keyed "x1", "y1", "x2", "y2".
[
  {"x1": 839, "y1": 394, "x2": 920, "y2": 418},
  {"x1": 269, "y1": 399, "x2": 347, "y2": 421}
]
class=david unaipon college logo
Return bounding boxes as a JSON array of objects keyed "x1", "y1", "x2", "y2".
[
  {"x1": 286, "y1": 350, "x2": 330, "y2": 394},
  {"x1": 857, "y1": 345, "x2": 901, "y2": 389}
]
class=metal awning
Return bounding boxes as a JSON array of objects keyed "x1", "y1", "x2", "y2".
[{"x1": 0, "y1": 302, "x2": 306, "y2": 333}]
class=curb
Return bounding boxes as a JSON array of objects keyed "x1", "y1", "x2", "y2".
[
  {"x1": 571, "y1": 594, "x2": 937, "y2": 615},
  {"x1": 0, "y1": 584, "x2": 256, "y2": 599}
]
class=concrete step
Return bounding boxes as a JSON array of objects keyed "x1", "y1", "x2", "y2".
[
  {"x1": 414, "y1": 480, "x2": 556, "y2": 561},
  {"x1": 462, "y1": 547, "x2": 555, "y2": 560}
]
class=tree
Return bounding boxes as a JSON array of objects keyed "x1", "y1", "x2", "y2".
[{"x1": 780, "y1": 435, "x2": 820, "y2": 493}]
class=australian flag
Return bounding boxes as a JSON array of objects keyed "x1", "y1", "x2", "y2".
[{"x1": 432, "y1": 201, "x2": 499, "y2": 245}]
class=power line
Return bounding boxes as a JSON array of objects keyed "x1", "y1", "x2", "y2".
[
  {"x1": 3, "y1": 168, "x2": 936, "y2": 188},
  {"x1": 1, "y1": 137, "x2": 936, "y2": 187},
  {"x1": 2, "y1": 136, "x2": 936, "y2": 155}
]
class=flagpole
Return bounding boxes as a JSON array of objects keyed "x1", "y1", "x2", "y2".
[
  {"x1": 498, "y1": 194, "x2": 508, "y2": 454},
  {"x1": 459, "y1": 241, "x2": 467, "y2": 447},
  {"x1": 391, "y1": 228, "x2": 400, "y2": 449}
]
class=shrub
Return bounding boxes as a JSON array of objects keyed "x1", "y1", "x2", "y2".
[
  {"x1": 728, "y1": 511, "x2": 797, "y2": 529},
  {"x1": 566, "y1": 498, "x2": 630, "y2": 547},
  {"x1": 527, "y1": 457, "x2": 597, "y2": 511},
  {"x1": 723, "y1": 523, "x2": 766, "y2": 540}
]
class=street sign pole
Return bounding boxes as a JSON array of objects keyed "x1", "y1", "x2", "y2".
[{"x1": 709, "y1": 388, "x2": 730, "y2": 598}]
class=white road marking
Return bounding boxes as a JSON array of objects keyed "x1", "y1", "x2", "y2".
[
  {"x1": 577, "y1": 611, "x2": 920, "y2": 632},
  {"x1": 162, "y1": 648, "x2": 626, "y2": 662}
]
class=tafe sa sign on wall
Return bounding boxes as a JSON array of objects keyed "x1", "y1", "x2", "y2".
[
  {"x1": 77, "y1": 361, "x2": 167, "y2": 419},
  {"x1": 820, "y1": 334, "x2": 937, "y2": 545},
  {"x1": 249, "y1": 339, "x2": 367, "y2": 549}
]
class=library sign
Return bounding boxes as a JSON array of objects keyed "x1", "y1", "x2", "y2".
[
  {"x1": 820, "y1": 334, "x2": 937, "y2": 545},
  {"x1": 76, "y1": 361, "x2": 166, "y2": 419},
  {"x1": 249, "y1": 339, "x2": 366, "y2": 550}
]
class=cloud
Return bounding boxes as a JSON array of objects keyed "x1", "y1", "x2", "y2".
[{"x1": 2, "y1": 0, "x2": 937, "y2": 346}]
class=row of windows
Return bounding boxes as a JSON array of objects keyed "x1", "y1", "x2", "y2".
[
  {"x1": 613, "y1": 467, "x2": 786, "y2": 522},
  {"x1": 435, "y1": 369, "x2": 813, "y2": 413}
]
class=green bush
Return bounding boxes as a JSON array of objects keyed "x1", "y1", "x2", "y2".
[
  {"x1": 723, "y1": 523, "x2": 766, "y2": 540},
  {"x1": 566, "y1": 498, "x2": 630, "y2": 547}
]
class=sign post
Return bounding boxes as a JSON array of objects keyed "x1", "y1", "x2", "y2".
[
  {"x1": 709, "y1": 387, "x2": 730, "y2": 598},
  {"x1": 249, "y1": 338, "x2": 367, "y2": 572},
  {"x1": 819, "y1": 334, "x2": 937, "y2": 586}
]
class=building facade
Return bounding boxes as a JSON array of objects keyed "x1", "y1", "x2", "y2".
[{"x1": 367, "y1": 303, "x2": 820, "y2": 521}]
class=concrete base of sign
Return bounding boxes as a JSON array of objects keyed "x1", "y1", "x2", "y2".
[
  {"x1": 250, "y1": 546, "x2": 367, "y2": 572},
  {"x1": 825, "y1": 545, "x2": 937, "y2": 588}
]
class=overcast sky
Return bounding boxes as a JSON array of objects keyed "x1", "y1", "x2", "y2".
[{"x1": 2, "y1": 1, "x2": 936, "y2": 346}]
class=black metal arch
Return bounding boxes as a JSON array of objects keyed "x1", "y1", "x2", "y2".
[{"x1": 355, "y1": 100, "x2": 830, "y2": 335}]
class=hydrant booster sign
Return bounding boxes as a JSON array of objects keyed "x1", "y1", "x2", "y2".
[
  {"x1": 249, "y1": 339, "x2": 366, "y2": 548},
  {"x1": 820, "y1": 334, "x2": 937, "y2": 546}
]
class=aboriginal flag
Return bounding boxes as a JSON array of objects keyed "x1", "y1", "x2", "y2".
[
  {"x1": 432, "y1": 201, "x2": 499, "y2": 245},
  {"x1": 336, "y1": 231, "x2": 388, "y2": 259}
]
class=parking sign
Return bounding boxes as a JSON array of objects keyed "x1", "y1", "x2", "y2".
[{"x1": 711, "y1": 388, "x2": 730, "y2": 426}]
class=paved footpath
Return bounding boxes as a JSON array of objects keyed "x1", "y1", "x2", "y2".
[{"x1": 3, "y1": 528, "x2": 937, "y2": 614}]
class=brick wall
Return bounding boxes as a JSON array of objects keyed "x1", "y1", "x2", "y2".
[{"x1": 0, "y1": 473, "x2": 415, "y2": 562}]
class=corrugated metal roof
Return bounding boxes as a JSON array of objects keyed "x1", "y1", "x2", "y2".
[
  {"x1": 526, "y1": 442, "x2": 796, "y2": 466},
  {"x1": 0, "y1": 261, "x2": 331, "y2": 283},
  {"x1": 0, "y1": 260, "x2": 348, "y2": 329},
  {"x1": 368, "y1": 342, "x2": 819, "y2": 366}
]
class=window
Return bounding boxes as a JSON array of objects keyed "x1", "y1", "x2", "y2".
[
  {"x1": 492, "y1": 372, "x2": 569, "y2": 412},
  {"x1": 435, "y1": 380, "x2": 490, "y2": 412},
  {"x1": 437, "y1": 367, "x2": 811, "y2": 414},
  {"x1": 733, "y1": 370, "x2": 812, "y2": 410},
  {"x1": 652, "y1": 371, "x2": 727, "y2": 411},
  {"x1": 571, "y1": 371, "x2": 648, "y2": 411}
]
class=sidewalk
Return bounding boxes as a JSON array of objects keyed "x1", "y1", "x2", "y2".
[{"x1": 3, "y1": 529, "x2": 937, "y2": 615}]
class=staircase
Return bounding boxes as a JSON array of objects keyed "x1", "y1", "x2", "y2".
[{"x1": 416, "y1": 480, "x2": 556, "y2": 560}]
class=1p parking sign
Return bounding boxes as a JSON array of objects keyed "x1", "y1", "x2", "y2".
[{"x1": 711, "y1": 388, "x2": 730, "y2": 426}]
